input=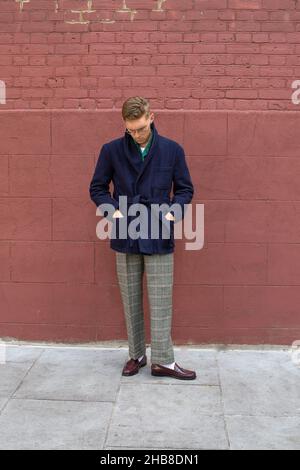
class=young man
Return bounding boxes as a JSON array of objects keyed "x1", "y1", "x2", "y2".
[{"x1": 89, "y1": 97, "x2": 196, "y2": 380}]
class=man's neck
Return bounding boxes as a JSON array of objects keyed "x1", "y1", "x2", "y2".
[{"x1": 140, "y1": 130, "x2": 152, "y2": 147}]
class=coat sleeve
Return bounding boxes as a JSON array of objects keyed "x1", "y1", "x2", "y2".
[
  {"x1": 170, "y1": 144, "x2": 194, "y2": 222},
  {"x1": 89, "y1": 143, "x2": 119, "y2": 221}
]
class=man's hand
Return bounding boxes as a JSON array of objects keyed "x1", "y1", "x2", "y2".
[
  {"x1": 165, "y1": 211, "x2": 175, "y2": 221},
  {"x1": 113, "y1": 209, "x2": 174, "y2": 220},
  {"x1": 113, "y1": 209, "x2": 124, "y2": 218}
]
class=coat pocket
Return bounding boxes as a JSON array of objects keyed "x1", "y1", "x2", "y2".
[{"x1": 153, "y1": 166, "x2": 173, "y2": 189}]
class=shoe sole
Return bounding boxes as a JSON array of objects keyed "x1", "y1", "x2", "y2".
[
  {"x1": 151, "y1": 370, "x2": 196, "y2": 380},
  {"x1": 122, "y1": 361, "x2": 147, "y2": 376}
]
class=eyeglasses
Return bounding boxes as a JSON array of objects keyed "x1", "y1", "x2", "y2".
[{"x1": 125, "y1": 124, "x2": 149, "y2": 136}]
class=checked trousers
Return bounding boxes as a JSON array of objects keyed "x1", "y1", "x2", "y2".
[{"x1": 115, "y1": 252, "x2": 175, "y2": 365}]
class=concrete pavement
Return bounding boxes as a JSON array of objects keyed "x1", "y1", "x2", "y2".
[{"x1": 0, "y1": 342, "x2": 299, "y2": 450}]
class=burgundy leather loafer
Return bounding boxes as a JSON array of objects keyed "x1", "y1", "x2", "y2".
[
  {"x1": 151, "y1": 362, "x2": 196, "y2": 380},
  {"x1": 122, "y1": 355, "x2": 147, "y2": 376}
]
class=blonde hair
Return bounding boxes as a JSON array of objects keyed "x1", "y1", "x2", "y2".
[{"x1": 122, "y1": 96, "x2": 150, "y2": 121}]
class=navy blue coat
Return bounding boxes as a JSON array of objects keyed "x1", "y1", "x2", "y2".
[{"x1": 89, "y1": 121, "x2": 194, "y2": 255}]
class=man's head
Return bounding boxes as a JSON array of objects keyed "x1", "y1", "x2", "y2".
[{"x1": 122, "y1": 96, "x2": 154, "y2": 146}]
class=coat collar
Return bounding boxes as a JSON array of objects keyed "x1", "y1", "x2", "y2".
[{"x1": 122, "y1": 120, "x2": 159, "y2": 184}]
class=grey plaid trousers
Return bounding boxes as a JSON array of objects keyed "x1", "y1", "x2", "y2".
[{"x1": 115, "y1": 252, "x2": 175, "y2": 365}]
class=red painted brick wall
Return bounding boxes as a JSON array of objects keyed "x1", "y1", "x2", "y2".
[
  {"x1": 0, "y1": 0, "x2": 300, "y2": 110},
  {"x1": 1, "y1": 0, "x2": 300, "y2": 344}
]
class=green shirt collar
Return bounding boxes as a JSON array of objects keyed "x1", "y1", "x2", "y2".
[{"x1": 133, "y1": 131, "x2": 153, "y2": 161}]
